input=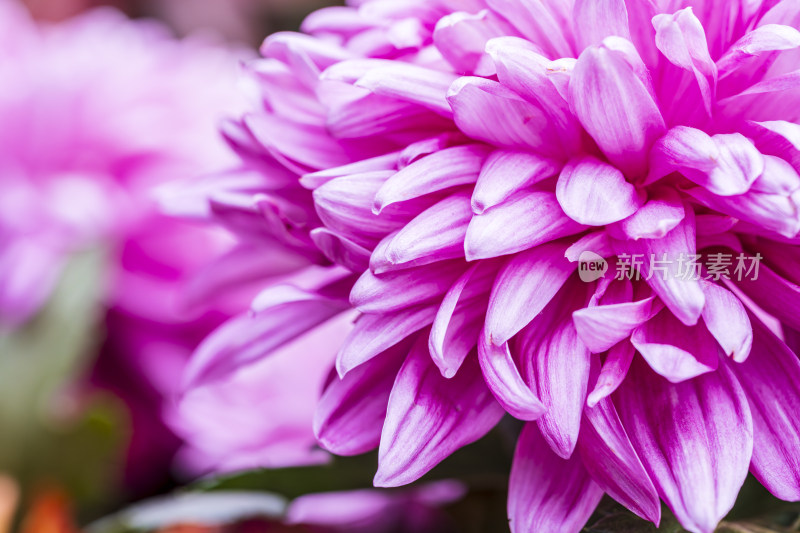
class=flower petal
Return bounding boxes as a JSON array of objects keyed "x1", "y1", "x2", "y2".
[
  {"x1": 447, "y1": 77, "x2": 563, "y2": 157},
  {"x1": 486, "y1": 241, "x2": 576, "y2": 346},
  {"x1": 375, "y1": 337, "x2": 504, "y2": 487},
  {"x1": 508, "y1": 423, "x2": 604, "y2": 533},
  {"x1": 631, "y1": 307, "x2": 719, "y2": 383},
  {"x1": 374, "y1": 145, "x2": 490, "y2": 212},
  {"x1": 579, "y1": 397, "x2": 660, "y2": 524},
  {"x1": 315, "y1": 342, "x2": 409, "y2": 456},
  {"x1": 556, "y1": 156, "x2": 643, "y2": 225},
  {"x1": 570, "y1": 37, "x2": 665, "y2": 177},
  {"x1": 586, "y1": 340, "x2": 635, "y2": 407},
  {"x1": 728, "y1": 316, "x2": 800, "y2": 500},
  {"x1": 466, "y1": 190, "x2": 587, "y2": 260},
  {"x1": 573, "y1": 295, "x2": 661, "y2": 353},
  {"x1": 700, "y1": 281, "x2": 752, "y2": 362},
  {"x1": 477, "y1": 329, "x2": 545, "y2": 421},
  {"x1": 648, "y1": 126, "x2": 764, "y2": 196},
  {"x1": 616, "y1": 358, "x2": 753, "y2": 533},
  {"x1": 336, "y1": 305, "x2": 437, "y2": 376},
  {"x1": 472, "y1": 150, "x2": 560, "y2": 214}
]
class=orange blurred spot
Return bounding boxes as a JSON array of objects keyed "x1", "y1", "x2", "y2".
[{"x1": 19, "y1": 486, "x2": 77, "y2": 533}]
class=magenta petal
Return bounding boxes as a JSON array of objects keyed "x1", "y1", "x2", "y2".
[
  {"x1": 508, "y1": 423, "x2": 604, "y2": 533},
  {"x1": 315, "y1": 342, "x2": 408, "y2": 456},
  {"x1": 313, "y1": 171, "x2": 412, "y2": 249},
  {"x1": 310, "y1": 228, "x2": 371, "y2": 273},
  {"x1": 336, "y1": 305, "x2": 437, "y2": 376},
  {"x1": 377, "y1": 192, "x2": 473, "y2": 268},
  {"x1": 526, "y1": 318, "x2": 591, "y2": 458},
  {"x1": 700, "y1": 281, "x2": 752, "y2": 362},
  {"x1": 486, "y1": 0, "x2": 574, "y2": 59},
  {"x1": 477, "y1": 329, "x2": 545, "y2": 421},
  {"x1": 578, "y1": 397, "x2": 660, "y2": 524},
  {"x1": 556, "y1": 156, "x2": 643, "y2": 225},
  {"x1": 465, "y1": 190, "x2": 587, "y2": 260},
  {"x1": 432, "y1": 9, "x2": 515, "y2": 76},
  {"x1": 616, "y1": 209, "x2": 706, "y2": 326},
  {"x1": 472, "y1": 150, "x2": 560, "y2": 214},
  {"x1": 486, "y1": 37, "x2": 584, "y2": 153},
  {"x1": 184, "y1": 284, "x2": 349, "y2": 388},
  {"x1": 573, "y1": 295, "x2": 661, "y2": 353},
  {"x1": 447, "y1": 76, "x2": 563, "y2": 157},
  {"x1": 609, "y1": 186, "x2": 685, "y2": 240},
  {"x1": 652, "y1": 8, "x2": 716, "y2": 115},
  {"x1": 572, "y1": 0, "x2": 631, "y2": 49},
  {"x1": 570, "y1": 37, "x2": 665, "y2": 177},
  {"x1": 728, "y1": 316, "x2": 800, "y2": 500},
  {"x1": 586, "y1": 340, "x2": 635, "y2": 407},
  {"x1": 631, "y1": 308, "x2": 719, "y2": 383},
  {"x1": 744, "y1": 119, "x2": 800, "y2": 171},
  {"x1": 375, "y1": 337, "x2": 504, "y2": 487},
  {"x1": 430, "y1": 262, "x2": 496, "y2": 378},
  {"x1": 486, "y1": 241, "x2": 576, "y2": 345},
  {"x1": 350, "y1": 261, "x2": 465, "y2": 314},
  {"x1": 733, "y1": 260, "x2": 800, "y2": 331},
  {"x1": 374, "y1": 145, "x2": 490, "y2": 212},
  {"x1": 648, "y1": 126, "x2": 764, "y2": 196},
  {"x1": 616, "y1": 359, "x2": 753, "y2": 533},
  {"x1": 355, "y1": 63, "x2": 458, "y2": 116}
]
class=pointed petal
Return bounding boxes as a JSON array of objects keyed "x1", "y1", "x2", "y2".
[
  {"x1": 430, "y1": 263, "x2": 496, "y2": 378},
  {"x1": 315, "y1": 343, "x2": 408, "y2": 455},
  {"x1": 556, "y1": 156, "x2": 643, "y2": 225},
  {"x1": 336, "y1": 305, "x2": 437, "y2": 376},
  {"x1": 579, "y1": 397, "x2": 661, "y2": 524},
  {"x1": 531, "y1": 319, "x2": 591, "y2": 458},
  {"x1": 508, "y1": 424, "x2": 604, "y2": 533},
  {"x1": 310, "y1": 228, "x2": 371, "y2": 273},
  {"x1": 447, "y1": 77, "x2": 563, "y2": 157},
  {"x1": 648, "y1": 126, "x2": 764, "y2": 196},
  {"x1": 616, "y1": 358, "x2": 753, "y2": 533},
  {"x1": 472, "y1": 150, "x2": 560, "y2": 214},
  {"x1": 465, "y1": 190, "x2": 587, "y2": 260},
  {"x1": 184, "y1": 284, "x2": 349, "y2": 388},
  {"x1": 375, "y1": 338, "x2": 504, "y2": 487},
  {"x1": 374, "y1": 145, "x2": 490, "y2": 212},
  {"x1": 652, "y1": 8, "x2": 716, "y2": 115},
  {"x1": 486, "y1": 241, "x2": 576, "y2": 345},
  {"x1": 377, "y1": 193, "x2": 472, "y2": 268},
  {"x1": 573, "y1": 295, "x2": 661, "y2": 353},
  {"x1": 586, "y1": 340, "x2": 635, "y2": 407},
  {"x1": 728, "y1": 316, "x2": 800, "y2": 500},
  {"x1": 478, "y1": 329, "x2": 545, "y2": 421},
  {"x1": 700, "y1": 281, "x2": 752, "y2": 362},
  {"x1": 570, "y1": 37, "x2": 665, "y2": 177},
  {"x1": 615, "y1": 209, "x2": 706, "y2": 326},
  {"x1": 350, "y1": 260, "x2": 465, "y2": 313},
  {"x1": 631, "y1": 307, "x2": 719, "y2": 383}
]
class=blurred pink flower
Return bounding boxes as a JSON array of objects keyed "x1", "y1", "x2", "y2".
[{"x1": 0, "y1": 0, "x2": 245, "y2": 327}]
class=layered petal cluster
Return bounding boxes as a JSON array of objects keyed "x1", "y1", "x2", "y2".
[
  {"x1": 180, "y1": 0, "x2": 800, "y2": 532},
  {"x1": 0, "y1": 0, "x2": 245, "y2": 327}
]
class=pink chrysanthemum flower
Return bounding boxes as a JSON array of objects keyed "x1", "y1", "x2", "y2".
[
  {"x1": 182, "y1": 1, "x2": 800, "y2": 532},
  {"x1": 0, "y1": 0, "x2": 244, "y2": 327}
]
